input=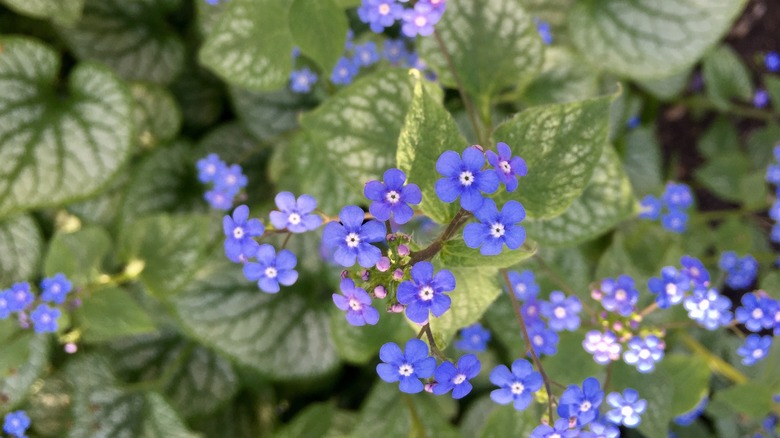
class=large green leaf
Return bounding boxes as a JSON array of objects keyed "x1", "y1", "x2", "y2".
[
  {"x1": 525, "y1": 146, "x2": 636, "y2": 246},
  {"x1": 59, "y1": 0, "x2": 186, "y2": 84},
  {"x1": 0, "y1": 320, "x2": 49, "y2": 415},
  {"x1": 43, "y1": 226, "x2": 112, "y2": 285},
  {"x1": 173, "y1": 258, "x2": 340, "y2": 380},
  {"x1": 568, "y1": 0, "x2": 747, "y2": 80},
  {"x1": 694, "y1": 152, "x2": 751, "y2": 203},
  {"x1": 397, "y1": 77, "x2": 466, "y2": 224},
  {"x1": 0, "y1": 0, "x2": 84, "y2": 26},
  {"x1": 479, "y1": 404, "x2": 540, "y2": 438},
  {"x1": 0, "y1": 37, "x2": 133, "y2": 219},
  {"x1": 229, "y1": 87, "x2": 308, "y2": 143},
  {"x1": 716, "y1": 382, "x2": 775, "y2": 418},
  {"x1": 130, "y1": 82, "x2": 182, "y2": 149},
  {"x1": 702, "y1": 45, "x2": 754, "y2": 109},
  {"x1": 611, "y1": 360, "x2": 675, "y2": 438},
  {"x1": 438, "y1": 238, "x2": 536, "y2": 268},
  {"x1": 200, "y1": 0, "x2": 293, "y2": 91},
  {"x1": 522, "y1": 47, "x2": 600, "y2": 106},
  {"x1": 541, "y1": 331, "x2": 604, "y2": 386},
  {"x1": 660, "y1": 354, "x2": 711, "y2": 416},
  {"x1": 76, "y1": 286, "x2": 156, "y2": 343},
  {"x1": 418, "y1": 0, "x2": 543, "y2": 104},
  {"x1": 621, "y1": 126, "x2": 663, "y2": 196},
  {"x1": 0, "y1": 214, "x2": 42, "y2": 284},
  {"x1": 288, "y1": 0, "x2": 347, "y2": 74},
  {"x1": 492, "y1": 94, "x2": 614, "y2": 219},
  {"x1": 329, "y1": 306, "x2": 411, "y2": 365}
]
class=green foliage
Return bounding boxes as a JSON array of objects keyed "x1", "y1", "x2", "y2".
[
  {"x1": 288, "y1": 0, "x2": 347, "y2": 74},
  {"x1": 44, "y1": 227, "x2": 112, "y2": 284},
  {"x1": 75, "y1": 286, "x2": 156, "y2": 343},
  {"x1": 0, "y1": 214, "x2": 42, "y2": 284},
  {"x1": 0, "y1": 320, "x2": 49, "y2": 415},
  {"x1": 702, "y1": 45, "x2": 754, "y2": 109}
]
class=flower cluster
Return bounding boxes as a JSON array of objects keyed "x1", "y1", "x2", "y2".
[
  {"x1": 0, "y1": 274, "x2": 74, "y2": 334},
  {"x1": 454, "y1": 322, "x2": 491, "y2": 353},
  {"x1": 358, "y1": 0, "x2": 446, "y2": 38},
  {"x1": 638, "y1": 182, "x2": 694, "y2": 233},
  {"x1": 719, "y1": 251, "x2": 758, "y2": 290},
  {"x1": 3, "y1": 410, "x2": 30, "y2": 438},
  {"x1": 733, "y1": 290, "x2": 778, "y2": 365},
  {"x1": 197, "y1": 154, "x2": 247, "y2": 210}
]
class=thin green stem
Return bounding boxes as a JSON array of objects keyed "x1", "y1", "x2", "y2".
[
  {"x1": 679, "y1": 332, "x2": 748, "y2": 384},
  {"x1": 678, "y1": 95, "x2": 779, "y2": 122}
]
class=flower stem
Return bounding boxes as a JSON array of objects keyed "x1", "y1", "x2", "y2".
[
  {"x1": 679, "y1": 332, "x2": 748, "y2": 384},
  {"x1": 409, "y1": 208, "x2": 471, "y2": 264}
]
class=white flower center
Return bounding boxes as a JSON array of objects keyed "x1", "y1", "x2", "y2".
[
  {"x1": 615, "y1": 289, "x2": 626, "y2": 301},
  {"x1": 490, "y1": 223, "x2": 505, "y2": 238},
  {"x1": 554, "y1": 307, "x2": 566, "y2": 319},
  {"x1": 516, "y1": 284, "x2": 526, "y2": 294},
  {"x1": 288, "y1": 212, "x2": 301, "y2": 225},
  {"x1": 233, "y1": 226, "x2": 245, "y2": 239},
  {"x1": 700, "y1": 300, "x2": 710, "y2": 310},
  {"x1": 459, "y1": 171, "x2": 474, "y2": 186},
  {"x1": 753, "y1": 349, "x2": 764, "y2": 358},
  {"x1": 349, "y1": 298, "x2": 362, "y2": 311},
  {"x1": 225, "y1": 174, "x2": 237, "y2": 185},
  {"x1": 453, "y1": 374, "x2": 467, "y2": 385},
  {"x1": 414, "y1": 15, "x2": 427, "y2": 27},
  {"x1": 510, "y1": 382, "x2": 525, "y2": 395},
  {"x1": 379, "y1": 3, "x2": 390, "y2": 14},
  {"x1": 399, "y1": 364, "x2": 414, "y2": 377},
  {"x1": 386, "y1": 190, "x2": 401, "y2": 204},
  {"x1": 40, "y1": 314, "x2": 51, "y2": 323},
  {"x1": 621, "y1": 406, "x2": 634, "y2": 417},
  {"x1": 206, "y1": 163, "x2": 216, "y2": 174},
  {"x1": 345, "y1": 233, "x2": 361, "y2": 248},
  {"x1": 752, "y1": 308, "x2": 763, "y2": 319},
  {"x1": 533, "y1": 335, "x2": 543, "y2": 346},
  {"x1": 580, "y1": 401, "x2": 592, "y2": 412},
  {"x1": 527, "y1": 305, "x2": 537, "y2": 316},
  {"x1": 499, "y1": 160, "x2": 511, "y2": 173},
  {"x1": 690, "y1": 267, "x2": 699, "y2": 277},
  {"x1": 50, "y1": 284, "x2": 61, "y2": 294},
  {"x1": 638, "y1": 349, "x2": 651, "y2": 360},
  {"x1": 265, "y1": 267, "x2": 278, "y2": 278},
  {"x1": 550, "y1": 434, "x2": 561, "y2": 438},
  {"x1": 418, "y1": 286, "x2": 435, "y2": 301}
]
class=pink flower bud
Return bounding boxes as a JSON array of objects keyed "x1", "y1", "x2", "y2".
[
  {"x1": 393, "y1": 269, "x2": 404, "y2": 281},
  {"x1": 424, "y1": 382, "x2": 436, "y2": 393},
  {"x1": 389, "y1": 303, "x2": 404, "y2": 313},
  {"x1": 65, "y1": 343, "x2": 78, "y2": 354},
  {"x1": 397, "y1": 244, "x2": 410, "y2": 257},
  {"x1": 374, "y1": 285, "x2": 387, "y2": 299},
  {"x1": 376, "y1": 257, "x2": 391, "y2": 272},
  {"x1": 361, "y1": 269, "x2": 370, "y2": 281}
]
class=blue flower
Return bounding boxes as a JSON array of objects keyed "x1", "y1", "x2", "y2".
[
  {"x1": 507, "y1": 270, "x2": 539, "y2": 301},
  {"x1": 674, "y1": 396, "x2": 708, "y2": 426},
  {"x1": 435, "y1": 147, "x2": 499, "y2": 211},
  {"x1": 661, "y1": 209, "x2": 688, "y2": 233},
  {"x1": 522, "y1": 298, "x2": 542, "y2": 322},
  {"x1": 454, "y1": 323, "x2": 491, "y2": 353},
  {"x1": 353, "y1": 41, "x2": 381, "y2": 67},
  {"x1": 332, "y1": 278, "x2": 379, "y2": 326},
  {"x1": 214, "y1": 163, "x2": 247, "y2": 195},
  {"x1": 383, "y1": 39, "x2": 408, "y2": 64},
  {"x1": 586, "y1": 421, "x2": 620, "y2": 438},
  {"x1": 623, "y1": 335, "x2": 664, "y2": 373},
  {"x1": 223, "y1": 205, "x2": 264, "y2": 263},
  {"x1": 197, "y1": 153, "x2": 227, "y2": 183},
  {"x1": 681, "y1": 255, "x2": 710, "y2": 287},
  {"x1": 331, "y1": 56, "x2": 359, "y2": 85},
  {"x1": 557, "y1": 377, "x2": 604, "y2": 426},
  {"x1": 204, "y1": 188, "x2": 235, "y2": 210},
  {"x1": 723, "y1": 254, "x2": 758, "y2": 290},
  {"x1": 719, "y1": 251, "x2": 739, "y2": 271},
  {"x1": 322, "y1": 205, "x2": 385, "y2": 268},
  {"x1": 766, "y1": 51, "x2": 780, "y2": 72},
  {"x1": 463, "y1": 199, "x2": 526, "y2": 255},
  {"x1": 531, "y1": 419, "x2": 578, "y2": 438},
  {"x1": 364, "y1": 168, "x2": 422, "y2": 224},
  {"x1": 647, "y1": 266, "x2": 690, "y2": 308},
  {"x1": 583, "y1": 330, "x2": 621, "y2": 365},
  {"x1": 599, "y1": 275, "x2": 639, "y2": 316},
  {"x1": 605, "y1": 388, "x2": 646, "y2": 427},
  {"x1": 737, "y1": 334, "x2": 772, "y2": 366},
  {"x1": 3, "y1": 411, "x2": 30, "y2": 438},
  {"x1": 770, "y1": 200, "x2": 780, "y2": 221},
  {"x1": 527, "y1": 320, "x2": 559, "y2": 356},
  {"x1": 638, "y1": 195, "x2": 662, "y2": 220},
  {"x1": 489, "y1": 359, "x2": 543, "y2": 411},
  {"x1": 7, "y1": 282, "x2": 33, "y2": 312},
  {"x1": 401, "y1": 2, "x2": 442, "y2": 37},
  {"x1": 769, "y1": 165, "x2": 780, "y2": 186},
  {"x1": 433, "y1": 354, "x2": 481, "y2": 399},
  {"x1": 540, "y1": 291, "x2": 581, "y2": 332},
  {"x1": 626, "y1": 115, "x2": 641, "y2": 129},
  {"x1": 486, "y1": 142, "x2": 527, "y2": 192},
  {"x1": 269, "y1": 192, "x2": 322, "y2": 233},
  {"x1": 376, "y1": 338, "x2": 436, "y2": 393},
  {"x1": 754, "y1": 89, "x2": 770, "y2": 108},
  {"x1": 30, "y1": 304, "x2": 60, "y2": 333},
  {"x1": 772, "y1": 224, "x2": 780, "y2": 243},
  {"x1": 242, "y1": 244, "x2": 298, "y2": 293},
  {"x1": 0, "y1": 291, "x2": 11, "y2": 319},
  {"x1": 289, "y1": 67, "x2": 317, "y2": 93},
  {"x1": 662, "y1": 182, "x2": 694, "y2": 210},
  {"x1": 534, "y1": 18, "x2": 553, "y2": 45},
  {"x1": 396, "y1": 262, "x2": 456, "y2": 323},
  {"x1": 735, "y1": 292, "x2": 775, "y2": 332},
  {"x1": 357, "y1": 0, "x2": 403, "y2": 33},
  {"x1": 40, "y1": 273, "x2": 72, "y2": 305},
  {"x1": 684, "y1": 287, "x2": 732, "y2": 330}
]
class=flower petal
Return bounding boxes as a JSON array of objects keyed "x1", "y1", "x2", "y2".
[
  {"x1": 411, "y1": 261, "x2": 434, "y2": 283},
  {"x1": 383, "y1": 168, "x2": 406, "y2": 189},
  {"x1": 463, "y1": 223, "x2": 486, "y2": 249},
  {"x1": 436, "y1": 150, "x2": 462, "y2": 177},
  {"x1": 356, "y1": 244, "x2": 382, "y2": 268},
  {"x1": 379, "y1": 342, "x2": 404, "y2": 364},
  {"x1": 435, "y1": 178, "x2": 461, "y2": 203},
  {"x1": 296, "y1": 194, "x2": 317, "y2": 213},
  {"x1": 340, "y1": 205, "x2": 366, "y2": 229},
  {"x1": 360, "y1": 220, "x2": 386, "y2": 242},
  {"x1": 401, "y1": 183, "x2": 422, "y2": 205},
  {"x1": 364, "y1": 180, "x2": 386, "y2": 202},
  {"x1": 462, "y1": 146, "x2": 485, "y2": 171}
]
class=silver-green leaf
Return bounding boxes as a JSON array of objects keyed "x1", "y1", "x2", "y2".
[{"x1": 0, "y1": 214, "x2": 42, "y2": 285}]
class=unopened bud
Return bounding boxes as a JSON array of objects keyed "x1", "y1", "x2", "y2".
[
  {"x1": 389, "y1": 303, "x2": 405, "y2": 313},
  {"x1": 374, "y1": 285, "x2": 387, "y2": 299},
  {"x1": 386, "y1": 233, "x2": 396, "y2": 242},
  {"x1": 376, "y1": 257, "x2": 391, "y2": 272},
  {"x1": 393, "y1": 268, "x2": 404, "y2": 281},
  {"x1": 341, "y1": 270, "x2": 349, "y2": 279},
  {"x1": 397, "y1": 244, "x2": 410, "y2": 257},
  {"x1": 361, "y1": 269, "x2": 370, "y2": 281},
  {"x1": 591, "y1": 289, "x2": 603, "y2": 300},
  {"x1": 424, "y1": 382, "x2": 436, "y2": 393},
  {"x1": 65, "y1": 343, "x2": 78, "y2": 354}
]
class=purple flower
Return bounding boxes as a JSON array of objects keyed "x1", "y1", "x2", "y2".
[
  {"x1": 376, "y1": 338, "x2": 436, "y2": 393},
  {"x1": 353, "y1": 41, "x2": 381, "y2": 67},
  {"x1": 332, "y1": 278, "x2": 379, "y2": 326},
  {"x1": 463, "y1": 199, "x2": 525, "y2": 255},
  {"x1": 681, "y1": 255, "x2": 710, "y2": 287},
  {"x1": 605, "y1": 388, "x2": 646, "y2": 428},
  {"x1": 454, "y1": 323, "x2": 491, "y2": 352},
  {"x1": 197, "y1": 153, "x2": 226, "y2": 183},
  {"x1": 269, "y1": 192, "x2": 322, "y2": 233},
  {"x1": 223, "y1": 205, "x2": 264, "y2": 263},
  {"x1": 204, "y1": 188, "x2": 235, "y2": 210},
  {"x1": 557, "y1": 377, "x2": 604, "y2": 426},
  {"x1": 735, "y1": 292, "x2": 776, "y2": 332},
  {"x1": 30, "y1": 304, "x2": 60, "y2": 333},
  {"x1": 623, "y1": 335, "x2": 664, "y2": 373},
  {"x1": 357, "y1": 0, "x2": 403, "y2": 33},
  {"x1": 289, "y1": 67, "x2": 317, "y2": 93},
  {"x1": 638, "y1": 195, "x2": 662, "y2": 220},
  {"x1": 401, "y1": 2, "x2": 442, "y2": 37},
  {"x1": 40, "y1": 273, "x2": 73, "y2": 305},
  {"x1": 364, "y1": 168, "x2": 422, "y2": 224},
  {"x1": 540, "y1": 291, "x2": 581, "y2": 332},
  {"x1": 737, "y1": 334, "x2": 772, "y2": 366},
  {"x1": 531, "y1": 419, "x2": 579, "y2": 438},
  {"x1": 582, "y1": 330, "x2": 621, "y2": 365},
  {"x1": 723, "y1": 254, "x2": 758, "y2": 290},
  {"x1": 507, "y1": 270, "x2": 539, "y2": 301},
  {"x1": 486, "y1": 142, "x2": 527, "y2": 192},
  {"x1": 383, "y1": 39, "x2": 408, "y2": 64},
  {"x1": 3, "y1": 411, "x2": 30, "y2": 438},
  {"x1": 242, "y1": 244, "x2": 298, "y2": 293},
  {"x1": 322, "y1": 205, "x2": 385, "y2": 268},
  {"x1": 432, "y1": 354, "x2": 481, "y2": 399},
  {"x1": 684, "y1": 287, "x2": 733, "y2": 330},
  {"x1": 331, "y1": 56, "x2": 358, "y2": 85},
  {"x1": 662, "y1": 182, "x2": 694, "y2": 210},
  {"x1": 599, "y1": 275, "x2": 639, "y2": 316},
  {"x1": 489, "y1": 359, "x2": 543, "y2": 411},
  {"x1": 7, "y1": 282, "x2": 33, "y2": 312},
  {"x1": 527, "y1": 320, "x2": 559, "y2": 356},
  {"x1": 396, "y1": 261, "x2": 455, "y2": 323},
  {"x1": 435, "y1": 147, "x2": 499, "y2": 211},
  {"x1": 647, "y1": 266, "x2": 690, "y2": 308}
]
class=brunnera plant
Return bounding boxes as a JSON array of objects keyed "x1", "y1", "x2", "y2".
[{"x1": 0, "y1": 0, "x2": 779, "y2": 437}]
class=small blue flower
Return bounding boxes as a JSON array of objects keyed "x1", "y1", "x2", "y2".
[
  {"x1": 435, "y1": 147, "x2": 500, "y2": 212},
  {"x1": 531, "y1": 418, "x2": 578, "y2": 438},
  {"x1": 30, "y1": 304, "x2": 60, "y2": 333},
  {"x1": 454, "y1": 323, "x2": 491, "y2": 353},
  {"x1": 396, "y1": 262, "x2": 456, "y2": 323},
  {"x1": 557, "y1": 377, "x2": 604, "y2": 427},
  {"x1": 357, "y1": 0, "x2": 403, "y2": 33},
  {"x1": 626, "y1": 115, "x2": 641, "y2": 129},
  {"x1": 322, "y1": 205, "x2": 385, "y2": 268},
  {"x1": 623, "y1": 335, "x2": 664, "y2": 373},
  {"x1": 433, "y1": 354, "x2": 481, "y2": 399},
  {"x1": 486, "y1": 142, "x2": 527, "y2": 192},
  {"x1": 376, "y1": 338, "x2": 436, "y2": 393},
  {"x1": 661, "y1": 209, "x2": 688, "y2": 233},
  {"x1": 383, "y1": 39, "x2": 408, "y2": 64},
  {"x1": 332, "y1": 278, "x2": 379, "y2": 326},
  {"x1": 684, "y1": 287, "x2": 732, "y2": 330},
  {"x1": 289, "y1": 67, "x2": 317, "y2": 93},
  {"x1": 242, "y1": 245, "x2": 298, "y2": 293},
  {"x1": 269, "y1": 192, "x2": 322, "y2": 233},
  {"x1": 766, "y1": 51, "x2": 780, "y2": 72},
  {"x1": 605, "y1": 388, "x2": 646, "y2": 428},
  {"x1": 674, "y1": 396, "x2": 708, "y2": 426},
  {"x1": 214, "y1": 163, "x2": 247, "y2": 195},
  {"x1": 540, "y1": 291, "x2": 581, "y2": 332},
  {"x1": 647, "y1": 266, "x2": 690, "y2": 308},
  {"x1": 599, "y1": 275, "x2": 639, "y2": 317},
  {"x1": 204, "y1": 188, "x2": 235, "y2": 210},
  {"x1": 724, "y1": 254, "x2": 758, "y2": 290},
  {"x1": 522, "y1": 298, "x2": 542, "y2": 322},
  {"x1": 489, "y1": 359, "x2": 543, "y2": 411},
  {"x1": 772, "y1": 201, "x2": 780, "y2": 222},
  {"x1": 681, "y1": 255, "x2": 710, "y2": 287},
  {"x1": 291, "y1": 46, "x2": 300, "y2": 59},
  {"x1": 364, "y1": 168, "x2": 422, "y2": 224},
  {"x1": 662, "y1": 182, "x2": 694, "y2": 210},
  {"x1": 463, "y1": 199, "x2": 526, "y2": 255},
  {"x1": 3, "y1": 410, "x2": 30, "y2": 438},
  {"x1": 7, "y1": 282, "x2": 33, "y2": 312},
  {"x1": 737, "y1": 334, "x2": 772, "y2": 366},
  {"x1": 586, "y1": 421, "x2": 620, "y2": 438},
  {"x1": 223, "y1": 205, "x2": 264, "y2": 263},
  {"x1": 534, "y1": 18, "x2": 553, "y2": 45},
  {"x1": 527, "y1": 320, "x2": 559, "y2": 356},
  {"x1": 40, "y1": 273, "x2": 72, "y2": 305},
  {"x1": 507, "y1": 270, "x2": 539, "y2": 301},
  {"x1": 583, "y1": 330, "x2": 622, "y2": 365},
  {"x1": 354, "y1": 41, "x2": 381, "y2": 67},
  {"x1": 772, "y1": 224, "x2": 780, "y2": 243},
  {"x1": 719, "y1": 251, "x2": 739, "y2": 271},
  {"x1": 735, "y1": 292, "x2": 776, "y2": 332},
  {"x1": 331, "y1": 56, "x2": 359, "y2": 85},
  {"x1": 197, "y1": 153, "x2": 227, "y2": 183},
  {"x1": 754, "y1": 89, "x2": 770, "y2": 108},
  {"x1": 401, "y1": 2, "x2": 442, "y2": 37},
  {"x1": 638, "y1": 195, "x2": 662, "y2": 220},
  {"x1": 0, "y1": 291, "x2": 11, "y2": 319}
]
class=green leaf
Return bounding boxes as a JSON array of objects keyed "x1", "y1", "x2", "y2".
[
  {"x1": 746, "y1": 123, "x2": 780, "y2": 170},
  {"x1": 274, "y1": 403, "x2": 336, "y2": 438},
  {"x1": 702, "y1": 45, "x2": 754, "y2": 109},
  {"x1": 329, "y1": 306, "x2": 411, "y2": 365},
  {"x1": 569, "y1": 0, "x2": 747, "y2": 80},
  {"x1": 170, "y1": 65, "x2": 225, "y2": 129},
  {"x1": 541, "y1": 331, "x2": 604, "y2": 386},
  {"x1": 0, "y1": 0, "x2": 84, "y2": 26},
  {"x1": 694, "y1": 152, "x2": 750, "y2": 203},
  {"x1": 697, "y1": 117, "x2": 740, "y2": 159},
  {"x1": 525, "y1": 146, "x2": 636, "y2": 246},
  {"x1": 438, "y1": 238, "x2": 536, "y2": 268},
  {"x1": 766, "y1": 76, "x2": 780, "y2": 114},
  {"x1": 716, "y1": 381, "x2": 775, "y2": 418},
  {"x1": 611, "y1": 360, "x2": 675, "y2": 438},
  {"x1": 130, "y1": 82, "x2": 182, "y2": 149},
  {"x1": 0, "y1": 320, "x2": 49, "y2": 414},
  {"x1": 621, "y1": 126, "x2": 663, "y2": 196},
  {"x1": 200, "y1": 0, "x2": 293, "y2": 91},
  {"x1": 108, "y1": 331, "x2": 239, "y2": 418},
  {"x1": 637, "y1": 69, "x2": 692, "y2": 101},
  {"x1": 119, "y1": 214, "x2": 212, "y2": 299},
  {"x1": 658, "y1": 354, "x2": 711, "y2": 415},
  {"x1": 230, "y1": 86, "x2": 307, "y2": 143},
  {"x1": 418, "y1": 0, "x2": 544, "y2": 104},
  {"x1": 0, "y1": 214, "x2": 42, "y2": 285},
  {"x1": 0, "y1": 37, "x2": 133, "y2": 219},
  {"x1": 522, "y1": 47, "x2": 599, "y2": 106},
  {"x1": 59, "y1": 0, "x2": 186, "y2": 84},
  {"x1": 479, "y1": 405, "x2": 540, "y2": 438},
  {"x1": 173, "y1": 258, "x2": 340, "y2": 380},
  {"x1": 288, "y1": 0, "x2": 347, "y2": 74},
  {"x1": 76, "y1": 286, "x2": 156, "y2": 343},
  {"x1": 197, "y1": 122, "x2": 264, "y2": 163},
  {"x1": 397, "y1": 76, "x2": 464, "y2": 224},
  {"x1": 44, "y1": 226, "x2": 112, "y2": 284},
  {"x1": 492, "y1": 94, "x2": 614, "y2": 219}
]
